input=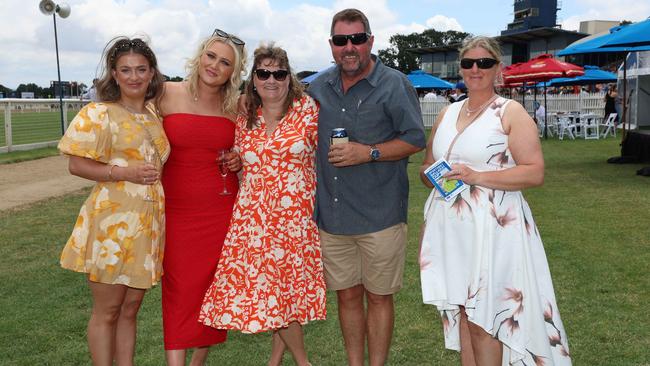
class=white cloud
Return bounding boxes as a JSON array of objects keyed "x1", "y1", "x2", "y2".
[
  {"x1": 1, "y1": 0, "x2": 401, "y2": 88},
  {"x1": 2, "y1": 0, "x2": 649, "y2": 90},
  {"x1": 560, "y1": 1, "x2": 649, "y2": 32},
  {"x1": 425, "y1": 15, "x2": 463, "y2": 32}
]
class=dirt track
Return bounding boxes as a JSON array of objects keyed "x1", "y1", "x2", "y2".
[{"x1": 0, "y1": 155, "x2": 93, "y2": 211}]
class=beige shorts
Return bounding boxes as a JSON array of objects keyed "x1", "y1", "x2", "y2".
[{"x1": 319, "y1": 223, "x2": 408, "y2": 295}]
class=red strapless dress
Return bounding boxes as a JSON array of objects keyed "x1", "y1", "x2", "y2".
[{"x1": 161, "y1": 113, "x2": 238, "y2": 349}]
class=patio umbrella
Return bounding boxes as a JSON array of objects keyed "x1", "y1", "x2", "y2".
[
  {"x1": 547, "y1": 65, "x2": 616, "y2": 86},
  {"x1": 502, "y1": 54, "x2": 584, "y2": 83},
  {"x1": 499, "y1": 63, "x2": 528, "y2": 104},
  {"x1": 599, "y1": 18, "x2": 650, "y2": 49},
  {"x1": 557, "y1": 26, "x2": 650, "y2": 56},
  {"x1": 558, "y1": 20, "x2": 650, "y2": 140},
  {"x1": 406, "y1": 70, "x2": 454, "y2": 89},
  {"x1": 503, "y1": 54, "x2": 584, "y2": 139}
]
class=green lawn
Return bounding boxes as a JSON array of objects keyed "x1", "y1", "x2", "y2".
[
  {"x1": 0, "y1": 110, "x2": 78, "y2": 147},
  {"x1": 0, "y1": 147, "x2": 59, "y2": 164},
  {"x1": 0, "y1": 137, "x2": 648, "y2": 365}
]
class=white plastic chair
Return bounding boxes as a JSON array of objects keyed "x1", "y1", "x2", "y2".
[
  {"x1": 580, "y1": 114, "x2": 600, "y2": 139},
  {"x1": 556, "y1": 115, "x2": 576, "y2": 140},
  {"x1": 537, "y1": 114, "x2": 557, "y2": 138},
  {"x1": 600, "y1": 113, "x2": 617, "y2": 138},
  {"x1": 536, "y1": 115, "x2": 555, "y2": 137}
]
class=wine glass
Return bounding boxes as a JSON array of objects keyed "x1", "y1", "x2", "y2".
[
  {"x1": 218, "y1": 149, "x2": 231, "y2": 196},
  {"x1": 143, "y1": 144, "x2": 157, "y2": 202}
]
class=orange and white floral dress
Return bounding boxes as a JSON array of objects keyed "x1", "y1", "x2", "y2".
[
  {"x1": 199, "y1": 95, "x2": 326, "y2": 333},
  {"x1": 58, "y1": 102, "x2": 170, "y2": 289}
]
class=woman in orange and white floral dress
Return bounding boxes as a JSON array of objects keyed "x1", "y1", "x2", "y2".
[
  {"x1": 58, "y1": 36, "x2": 169, "y2": 366},
  {"x1": 199, "y1": 44, "x2": 326, "y2": 366}
]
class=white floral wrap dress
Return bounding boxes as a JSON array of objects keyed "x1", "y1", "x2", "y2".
[{"x1": 420, "y1": 97, "x2": 571, "y2": 365}]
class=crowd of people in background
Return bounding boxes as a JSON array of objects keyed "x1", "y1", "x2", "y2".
[{"x1": 58, "y1": 8, "x2": 572, "y2": 366}]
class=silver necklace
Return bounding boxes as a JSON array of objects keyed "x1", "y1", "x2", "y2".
[{"x1": 464, "y1": 95, "x2": 497, "y2": 117}]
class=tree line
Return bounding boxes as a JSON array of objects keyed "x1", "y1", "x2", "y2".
[
  {"x1": 0, "y1": 76, "x2": 184, "y2": 99},
  {"x1": 0, "y1": 83, "x2": 58, "y2": 98},
  {"x1": 378, "y1": 28, "x2": 470, "y2": 74}
]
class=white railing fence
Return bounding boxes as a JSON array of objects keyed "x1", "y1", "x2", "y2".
[
  {"x1": 0, "y1": 93, "x2": 608, "y2": 153},
  {"x1": 0, "y1": 98, "x2": 88, "y2": 153},
  {"x1": 419, "y1": 92, "x2": 606, "y2": 128}
]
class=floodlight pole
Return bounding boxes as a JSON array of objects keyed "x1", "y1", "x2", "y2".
[{"x1": 53, "y1": 13, "x2": 65, "y2": 135}]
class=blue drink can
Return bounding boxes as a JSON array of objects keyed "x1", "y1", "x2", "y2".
[{"x1": 330, "y1": 128, "x2": 349, "y2": 145}]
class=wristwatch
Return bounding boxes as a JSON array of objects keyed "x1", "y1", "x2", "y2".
[{"x1": 369, "y1": 145, "x2": 380, "y2": 161}]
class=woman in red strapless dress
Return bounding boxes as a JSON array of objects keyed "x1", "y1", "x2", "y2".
[{"x1": 158, "y1": 29, "x2": 247, "y2": 366}]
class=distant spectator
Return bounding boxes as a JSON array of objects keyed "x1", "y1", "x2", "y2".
[
  {"x1": 604, "y1": 84, "x2": 618, "y2": 122},
  {"x1": 534, "y1": 101, "x2": 545, "y2": 124},
  {"x1": 81, "y1": 78, "x2": 98, "y2": 101},
  {"x1": 449, "y1": 81, "x2": 467, "y2": 102},
  {"x1": 424, "y1": 90, "x2": 437, "y2": 99}
]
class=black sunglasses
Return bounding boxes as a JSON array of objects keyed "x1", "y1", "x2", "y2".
[
  {"x1": 330, "y1": 32, "x2": 370, "y2": 47},
  {"x1": 255, "y1": 69, "x2": 289, "y2": 81},
  {"x1": 212, "y1": 28, "x2": 245, "y2": 46},
  {"x1": 460, "y1": 58, "x2": 498, "y2": 69}
]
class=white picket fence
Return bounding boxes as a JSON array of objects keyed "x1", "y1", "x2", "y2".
[{"x1": 419, "y1": 92, "x2": 606, "y2": 128}]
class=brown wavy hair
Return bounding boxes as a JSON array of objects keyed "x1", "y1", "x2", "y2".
[
  {"x1": 244, "y1": 43, "x2": 304, "y2": 129},
  {"x1": 95, "y1": 36, "x2": 165, "y2": 103}
]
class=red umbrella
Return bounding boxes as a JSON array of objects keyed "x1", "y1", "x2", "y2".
[
  {"x1": 502, "y1": 54, "x2": 584, "y2": 139},
  {"x1": 502, "y1": 54, "x2": 584, "y2": 83}
]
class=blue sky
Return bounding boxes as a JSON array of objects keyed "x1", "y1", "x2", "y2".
[{"x1": 0, "y1": 0, "x2": 647, "y2": 89}]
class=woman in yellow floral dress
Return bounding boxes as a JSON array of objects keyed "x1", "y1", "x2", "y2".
[{"x1": 58, "y1": 37, "x2": 169, "y2": 366}]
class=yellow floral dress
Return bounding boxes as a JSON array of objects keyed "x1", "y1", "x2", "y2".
[{"x1": 58, "y1": 102, "x2": 170, "y2": 289}]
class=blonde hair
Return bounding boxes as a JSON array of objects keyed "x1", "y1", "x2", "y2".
[
  {"x1": 184, "y1": 34, "x2": 247, "y2": 115},
  {"x1": 459, "y1": 36, "x2": 502, "y2": 64}
]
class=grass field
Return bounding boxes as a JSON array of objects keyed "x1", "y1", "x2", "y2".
[
  {"x1": 0, "y1": 110, "x2": 78, "y2": 147},
  {"x1": 0, "y1": 147, "x2": 59, "y2": 164},
  {"x1": 0, "y1": 137, "x2": 649, "y2": 365}
]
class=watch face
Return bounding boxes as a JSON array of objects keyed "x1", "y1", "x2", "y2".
[{"x1": 371, "y1": 148, "x2": 380, "y2": 160}]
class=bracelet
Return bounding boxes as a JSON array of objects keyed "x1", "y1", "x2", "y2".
[{"x1": 107, "y1": 165, "x2": 117, "y2": 181}]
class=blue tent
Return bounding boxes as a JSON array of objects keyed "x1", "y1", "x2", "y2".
[
  {"x1": 406, "y1": 70, "x2": 454, "y2": 89},
  {"x1": 600, "y1": 17, "x2": 650, "y2": 49},
  {"x1": 558, "y1": 21, "x2": 650, "y2": 56},
  {"x1": 300, "y1": 66, "x2": 335, "y2": 84},
  {"x1": 546, "y1": 65, "x2": 616, "y2": 86}
]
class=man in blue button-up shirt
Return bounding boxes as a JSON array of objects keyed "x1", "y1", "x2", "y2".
[{"x1": 308, "y1": 8, "x2": 426, "y2": 366}]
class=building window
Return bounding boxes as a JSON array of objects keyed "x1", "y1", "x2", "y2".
[{"x1": 422, "y1": 62, "x2": 433, "y2": 74}]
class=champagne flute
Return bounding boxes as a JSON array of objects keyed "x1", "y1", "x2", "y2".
[
  {"x1": 218, "y1": 149, "x2": 231, "y2": 195},
  {"x1": 143, "y1": 144, "x2": 157, "y2": 202}
]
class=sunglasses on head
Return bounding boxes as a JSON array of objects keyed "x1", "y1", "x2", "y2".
[
  {"x1": 330, "y1": 32, "x2": 370, "y2": 47},
  {"x1": 255, "y1": 69, "x2": 289, "y2": 81},
  {"x1": 460, "y1": 58, "x2": 498, "y2": 69},
  {"x1": 212, "y1": 28, "x2": 245, "y2": 46}
]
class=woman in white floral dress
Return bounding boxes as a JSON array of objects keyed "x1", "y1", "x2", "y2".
[
  {"x1": 419, "y1": 36, "x2": 571, "y2": 365},
  {"x1": 58, "y1": 37, "x2": 169, "y2": 366}
]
